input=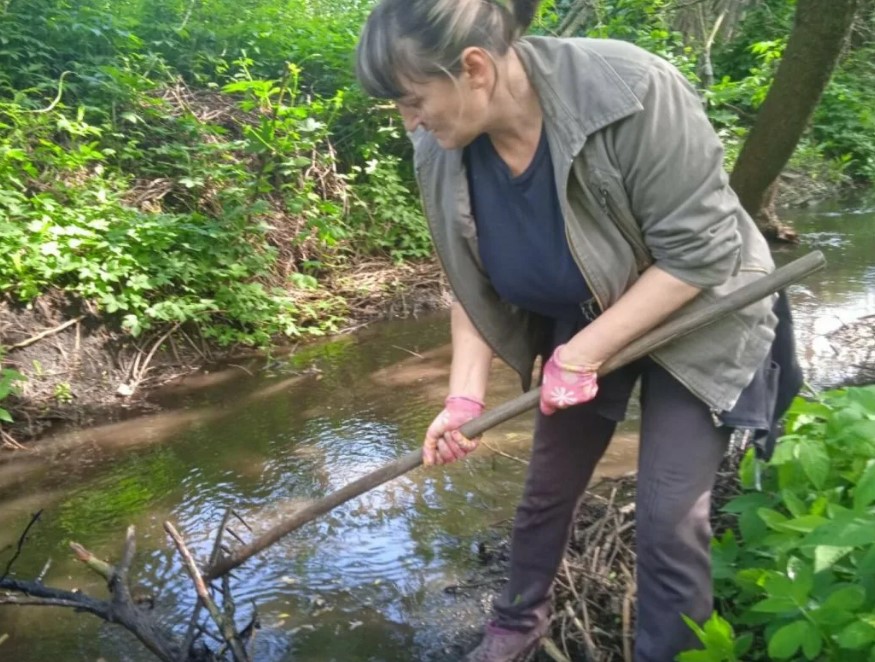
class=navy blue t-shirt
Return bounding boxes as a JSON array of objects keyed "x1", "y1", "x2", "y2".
[{"x1": 465, "y1": 127, "x2": 594, "y2": 322}]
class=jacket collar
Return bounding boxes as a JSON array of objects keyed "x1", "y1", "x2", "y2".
[
  {"x1": 513, "y1": 37, "x2": 644, "y2": 159},
  {"x1": 413, "y1": 37, "x2": 644, "y2": 172}
]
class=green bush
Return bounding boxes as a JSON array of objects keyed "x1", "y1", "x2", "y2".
[
  {"x1": 0, "y1": 0, "x2": 425, "y2": 345},
  {"x1": 679, "y1": 386, "x2": 875, "y2": 661},
  {"x1": 814, "y1": 47, "x2": 875, "y2": 181}
]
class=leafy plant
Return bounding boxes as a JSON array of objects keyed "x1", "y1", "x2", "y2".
[
  {"x1": 349, "y1": 137, "x2": 432, "y2": 262},
  {"x1": 679, "y1": 386, "x2": 875, "y2": 661},
  {"x1": 0, "y1": 355, "x2": 26, "y2": 424}
]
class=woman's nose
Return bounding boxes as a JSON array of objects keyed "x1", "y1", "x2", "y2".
[{"x1": 397, "y1": 105, "x2": 421, "y2": 132}]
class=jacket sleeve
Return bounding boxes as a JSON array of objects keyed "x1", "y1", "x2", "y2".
[{"x1": 611, "y1": 63, "x2": 742, "y2": 289}]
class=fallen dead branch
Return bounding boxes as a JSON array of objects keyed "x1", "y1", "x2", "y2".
[
  {"x1": 0, "y1": 510, "x2": 259, "y2": 661},
  {"x1": 8, "y1": 316, "x2": 85, "y2": 350}
]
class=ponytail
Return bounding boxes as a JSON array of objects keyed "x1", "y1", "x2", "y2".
[{"x1": 510, "y1": 0, "x2": 541, "y2": 36}]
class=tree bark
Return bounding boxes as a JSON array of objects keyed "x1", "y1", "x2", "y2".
[{"x1": 729, "y1": 0, "x2": 858, "y2": 234}]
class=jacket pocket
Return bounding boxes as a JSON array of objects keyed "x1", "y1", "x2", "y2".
[{"x1": 594, "y1": 179, "x2": 653, "y2": 273}]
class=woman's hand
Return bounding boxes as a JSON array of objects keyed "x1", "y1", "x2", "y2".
[
  {"x1": 540, "y1": 344, "x2": 599, "y2": 415},
  {"x1": 423, "y1": 395, "x2": 485, "y2": 466}
]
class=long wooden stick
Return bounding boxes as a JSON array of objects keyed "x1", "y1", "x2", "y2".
[{"x1": 204, "y1": 250, "x2": 825, "y2": 579}]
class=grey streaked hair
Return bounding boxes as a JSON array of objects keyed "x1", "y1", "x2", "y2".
[{"x1": 356, "y1": 0, "x2": 541, "y2": 99}]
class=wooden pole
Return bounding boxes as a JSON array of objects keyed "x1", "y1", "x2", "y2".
[{"x1": 204, "y1": 251, "x2": 826, "y2": 580}]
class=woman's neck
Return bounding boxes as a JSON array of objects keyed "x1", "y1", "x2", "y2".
[{"x1": 484, "y1": 48, "x2": 544, "y2": 175}]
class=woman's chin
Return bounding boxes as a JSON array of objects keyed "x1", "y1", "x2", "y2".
[{"x1": 433, "y1": 131, "x2": 469, "y2": 151}]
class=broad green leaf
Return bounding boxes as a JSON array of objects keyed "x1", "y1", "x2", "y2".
[
  {"x1": 703, "y1": 612, "x2": 734, "y2": 641},
  {"x1": 837, "y1": 621, "x2": 875, "y2": 649},
  {"x1": 767, "y1": 620, "x2": 808, "y2": 659},
  {"x1": 859, "y1": 546, "x2": 875, "y2": 576},
  {"x1": 739, "y1": 447, "x2": 759, "y2": 490},
  {"x1": 750, "y1": 596, "x2": 797, "y2": 613},
  {"x1": 763, "y1": 573, "x2": 796, "y2": 599},
  {"x1": 771, "y1": 437, "x2": 797, "y2": 465},
  {"x1": 786, "y1": 398, "x2": 833, "y2": 419},
  {"x1": 774, "y1": 515, "x2": 828, "y2": 534},
  {"x1": 734, "y1": 632, "x2": 753, "y2": 658},
  {"x1": 854, "y1": 461, "x2": 875, "y2": 511},
  {"x1": 722, "y1": 492, "x2": 772, "y2": 514},
  {"x1": 738, "y1": 507, "x2": 768, "y2": 546},
  {"x1": 781, "y1": 489, "x2": 808, "y2": 517},
  {"x1": 796, "y1": 438, "x2": 830, "y2": 490},
  {"x1": 803, "y1": 514, "x2": 875, "y2": 547},
  {"x1": 847, "y1": 387, "x2": 875, "y2": 415},
  {"x1": 700, "y1": 612, "x2": 735, "y2": 655},
  {"x1": 0, "y1": 408, "x2": 12, "y2": 423},
  {"x1": 757, "y1": 507, "x2": 789, "y2": 530},
  {"x1": 823, "y1": 585, "x2": 866, "y2": 612},
  {"x1": 811, "y1": 607, "x2": 855, "y2": 627},
  {"x1": 786, "y1": 557, "x2": 813, "y2": 602},
  {"x1": 814, "y1": 545, "x2": 854, "y2": 572},
  {"x1": 681, "y1": 614, "x2": 707, "y2": 642},
  {"x1": 801, "y1": 621, "x2": 823, "y2": 659}
]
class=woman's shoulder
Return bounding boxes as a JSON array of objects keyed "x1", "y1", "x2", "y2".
[{"x1": 521, "y1": 36, "x2": 676, "y2": 97}]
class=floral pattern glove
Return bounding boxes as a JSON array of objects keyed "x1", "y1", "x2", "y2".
[
  {"x1": 539, "y1": 344, "x2": 599, "y2": 416},
  {"x1": 423, "y1": 395, "x2": 485, "y2": 466}
]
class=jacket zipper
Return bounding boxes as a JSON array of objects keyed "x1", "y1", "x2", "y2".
[
  {"x1": 563, "y1": 217, "x2": 605, "y2": 315},
  {"x1": 599, "y1": 186, "x2": 652, "y2": 272}
]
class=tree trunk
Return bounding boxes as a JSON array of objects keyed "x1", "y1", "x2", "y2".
[{"x1": 729, "y1": 0, "x2": 858, "y2": 236}]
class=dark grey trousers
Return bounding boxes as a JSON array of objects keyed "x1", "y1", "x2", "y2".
[{"x1": 492, "y1": 359, "x2": 730, "y2": 661}]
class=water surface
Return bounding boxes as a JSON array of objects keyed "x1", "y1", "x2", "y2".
[{"x1": 1, "y1": 194, "x2": 873, "y2": 661}]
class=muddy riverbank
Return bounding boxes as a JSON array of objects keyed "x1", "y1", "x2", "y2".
[{"x1": 0, "y1": 260, "x2": 447, "y2": 445}]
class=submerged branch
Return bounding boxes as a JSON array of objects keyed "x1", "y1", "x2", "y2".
[
  {"x1": 1, "y1": 510, "x2": 42, "y2": 581},
  {"x1": 165, "y1": 521, "x2": 249, "y2": 662}
]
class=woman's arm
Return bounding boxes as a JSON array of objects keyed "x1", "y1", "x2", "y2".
[
  {"x1": 560, "y1": 265, "x2": 701, "y2": 371},
  {"x1": 448, "y1": 301, "x2": 493, "y2": 399},
  {"x1": 422, "y1": 301, "x2": 494, "y2": 466}
]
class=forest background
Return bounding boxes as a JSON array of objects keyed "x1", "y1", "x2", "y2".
[{"x1": 0, "y1": 0, "x2": 873, "y2": 430}]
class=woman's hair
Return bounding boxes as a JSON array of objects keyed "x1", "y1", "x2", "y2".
[{"x1": 356, "y1": 0, "x2": 541, "y2": 99}]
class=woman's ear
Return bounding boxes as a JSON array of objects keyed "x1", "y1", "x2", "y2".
[{"x1": 460, "y1": 47, "x2": 494, "y2": 91}]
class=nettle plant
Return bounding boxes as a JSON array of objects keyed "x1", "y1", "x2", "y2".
[{"x1": 679, "y1": 386, "x2": 875, "y2": 661}]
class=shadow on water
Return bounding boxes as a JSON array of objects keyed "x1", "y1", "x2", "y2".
[{"x1": 0, "y1": 194, "x2": 873, "y2": 660}]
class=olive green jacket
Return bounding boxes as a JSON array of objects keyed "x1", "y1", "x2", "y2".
[{"x1": 411, "y1": 36, "x2": 777, "y2": 412}]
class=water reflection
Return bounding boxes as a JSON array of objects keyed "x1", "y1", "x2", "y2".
[{"x1": 0, "y1": 194, "x2": 873, "y2": 661}]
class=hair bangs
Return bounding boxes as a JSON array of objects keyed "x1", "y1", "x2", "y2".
[{"x1": 356, "y1": 10, "x2": 408, "y2": 99}]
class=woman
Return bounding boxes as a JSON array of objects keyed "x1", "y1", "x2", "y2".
[{"x1": 356, "y1": 1, "x2": 795, "y2": 660}]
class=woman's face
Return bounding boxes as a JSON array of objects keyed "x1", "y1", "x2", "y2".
[{"x1": 396, "y1": 73, "x2": 488, "y2": 150}]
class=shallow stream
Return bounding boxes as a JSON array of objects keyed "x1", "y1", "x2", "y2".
[{"x1": 1, "y1": 195, "x2": 873, "y2": 661}]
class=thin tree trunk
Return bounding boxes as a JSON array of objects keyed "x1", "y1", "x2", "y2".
[{"x1": 730, "y1": 0, "x2": 858, "y2": 233}]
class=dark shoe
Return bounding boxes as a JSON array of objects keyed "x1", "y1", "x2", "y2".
[{"x1": 463, "y1": 621, "x2": 547, "y2": 662}]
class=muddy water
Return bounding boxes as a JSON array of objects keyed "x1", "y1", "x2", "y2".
[{"x1": 1, "y1": 195, "x2": 873, "y2": 661}]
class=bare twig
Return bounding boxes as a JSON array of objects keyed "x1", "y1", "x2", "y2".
[
  {"x1": 70, "y1": 542, "x2": 113, "y2": 580},
  {"x1": 390, "y1": 345, "x2": 424, "y2": 359},
  {"x1": 1, "y1": 510, "x2": 42, "y2": 581},
  {"x1": 165, "y1": 522, "x2": 249, "y2": 662},
  {"x1": 9, "y1": 316, "x2": 84, "y2": 350},
  {"x1": 481, "y1": 439, "x2": 530, "y2": 466},
  {"x1": 1, "y1": 429, "x2": 26, "y2": 450}
]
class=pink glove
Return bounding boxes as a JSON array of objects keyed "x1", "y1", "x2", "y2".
[
  {"x1": 540, "y1": 344, "x2": 599, "y2": 415},
  {"x1": 423, "y1": 395, "x2": 485, "y2": 466}
]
